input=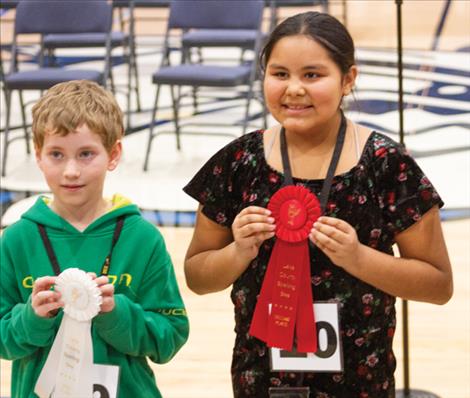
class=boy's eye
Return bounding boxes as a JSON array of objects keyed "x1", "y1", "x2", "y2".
[
  {"x1": 49, "y1": 151, "x2": 63, "y2": 160},
  {"x1": 79, "y1": 150, "x2": 94, "y2": 159}
]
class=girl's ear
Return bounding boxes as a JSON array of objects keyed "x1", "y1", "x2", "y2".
[
  {"x1": 108, "y1": 140, "x2": 122, "y2": 171},
  {"x1": 342, "y1": 65, "x2": 358, "y2": 96}
]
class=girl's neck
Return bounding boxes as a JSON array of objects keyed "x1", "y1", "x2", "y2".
[
  {"x1": 284, "y1": 112, "x2": 342, "y2": 155},
  {"x1": 51, "y1": 198, "x2": 111, "y2": 232},
  {"x1": 266, "y1": 112, "x2": 348, "y2": 180}
]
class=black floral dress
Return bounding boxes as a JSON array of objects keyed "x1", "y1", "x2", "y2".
[{"x1": 183, "y1": 130, "x2": 443, "y2": 398}]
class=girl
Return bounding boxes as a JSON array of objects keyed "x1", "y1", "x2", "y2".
[{"x1": 183, "y1": 12, "x2": 452, "y2": 397}]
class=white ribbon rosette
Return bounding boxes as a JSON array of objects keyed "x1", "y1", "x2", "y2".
[{"x1": 35, "y1": 268, "x2": 102, "y2": 398}]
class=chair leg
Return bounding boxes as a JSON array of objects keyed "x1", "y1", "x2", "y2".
[
  {"x1": 187, "y1": 50, "x2": 199, "y2": 115},
  {"x1": 143, "y1": 84, "x2": 161, "y2": 171},
  {"x1": 269, "y1": 3, "x2": 279, "y2": 32},
  {"x1": 239, "y1": 48, "x2": 246, "y2": 64},
  {"x1": 192, "y1": 86, "x2": 199, "y2": 115},
  {"x1": 130, "y1": 37, "x2": 141, "y2": 112},
  {"x1": 170, "y1": 85, "x2": 181, "y2": 150},
  {"x1": 18, "y1": 91, "x2": 30, "y2": 154},
  {"x1": 2, "y1": 90, "x2": 12, "y2": 177},
  {"x1": 109, "y1": 66, "x2": 116, "y2": 94},
  {"x1": 46, "y1": 48, "x2": 56, "y2": 67},
  {"x1": 125, "y1": 42, "x2": 132, "y2": 132}
]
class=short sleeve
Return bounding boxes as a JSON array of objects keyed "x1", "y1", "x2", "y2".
[
  {"x1": 372, "y1": 134, "x2": 444, "y2": 236},
  {"x1": 183, "y1": 139, "x2": 240, "y2": 227}
]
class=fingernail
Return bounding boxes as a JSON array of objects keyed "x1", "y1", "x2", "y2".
[{"x1": 267, "y1": 217, "x2": 275, "y2": 223}]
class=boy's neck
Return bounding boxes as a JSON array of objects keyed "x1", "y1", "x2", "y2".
[{"x1": 50, "y1": 197, "x2": 112, "y2": 232}]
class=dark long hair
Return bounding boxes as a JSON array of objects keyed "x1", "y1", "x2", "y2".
[{"x1": 260, "y1": 12, "x2": 355, "y2": 75}]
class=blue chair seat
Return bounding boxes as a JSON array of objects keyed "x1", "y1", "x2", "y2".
[
  {"x1": 182, "y1": 29, "x2": 262, "y2": 48},
  {"x1": 273, "y1": 0, "x2": 326, "y2": 5},
  {"x1": 132, "y1": 0, "x2": 170, "y2": 6},
  {"x1": 43, "y1": 32, "x2": 128, "y2": 48},
  {"x1": 152, "y1": 64, "x2": 252, "y2": 87},
  {"x1": 4, "y1": 68, "x2": 103, "y2": 90}
]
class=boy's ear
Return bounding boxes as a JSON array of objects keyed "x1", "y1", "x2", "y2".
[
  {"x1": 108, "y1": 140, "x2": 122, "y2": 171},
  {"x1": 342, "y1": 65, "x2": 358, "y2": 96}
]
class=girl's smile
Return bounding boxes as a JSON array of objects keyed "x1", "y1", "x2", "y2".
[{"x1": 282, "y1": 103, "x2": 313, "y2": 115}]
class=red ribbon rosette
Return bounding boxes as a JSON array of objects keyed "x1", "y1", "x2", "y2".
[{"x1": 249, "y1": 185, "x2": 321, "y2": 353}]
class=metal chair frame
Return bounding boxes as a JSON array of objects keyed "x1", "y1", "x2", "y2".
[
  {"x1": 143, "y1": 0, "x2": 265, "y2": 171},
  {"x1": 42, "y1": 0, "x2": 141, "y2": 131},
  {"x1": 1, "y1": 0, "x2": 113, "y2": 176}
]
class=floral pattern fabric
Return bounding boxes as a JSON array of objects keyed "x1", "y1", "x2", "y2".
[{"x1": 183, "y1": 130, "x2": 443, "y2": 398}]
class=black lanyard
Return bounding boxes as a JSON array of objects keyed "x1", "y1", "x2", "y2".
[
  {"x1": 37, "y1": 216, "x2": 125, "y2": 277},
  {"x1": 280, "y1": 112, "x2": 347, "y2": 213}
]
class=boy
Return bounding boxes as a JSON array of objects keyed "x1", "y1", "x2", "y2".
[{"x1": 0, "y1": 80, "x2": 189, "y2": 397}]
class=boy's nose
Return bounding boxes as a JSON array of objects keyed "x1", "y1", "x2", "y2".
[{"x1": 63, "y1": 160, "x2": 80, "y2": 178}]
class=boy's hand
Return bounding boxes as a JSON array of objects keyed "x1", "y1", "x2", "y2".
[
  {"x1": 309, "y1": 216, "x2": 365, "y2": 272},
  {"x1": 231, "y1": 206, "x2": 276, "y2": 263},
  {"x1": 31, "y1": 276, "x2": 64, "y2": 318},
  {"x1": 88, "y1": 273, "x2": 115, "y2": 313}
]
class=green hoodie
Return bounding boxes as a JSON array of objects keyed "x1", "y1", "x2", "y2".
[{"x1": 0, "y1": 196, "x2": 189, "y2": 398}]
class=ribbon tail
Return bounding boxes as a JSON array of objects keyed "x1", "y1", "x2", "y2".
[
  {"x1": 34, "y1": 316, "x2": 67, "y2": 398},
  {"x1": 35, "y1": 315, "x2": 94, "y2": 398},
  {"x1": 267, "y1": 240, "x2": 303, "y2": 351},
  {"x1": 249, "y1": 241, "x2": 282, "y2": 342},
  {"x1": 55, "y1": 317, "x2": 94, "y2": 397},
  {"x1": 80, "y1": 322, "x2": 94, "y2": 397},
  {"x1": 295, "y1": 242, "x2": 317, "y2": 353}
]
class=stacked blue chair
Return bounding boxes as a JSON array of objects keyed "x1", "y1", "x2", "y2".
[
  {"x1": 268, "y1": 0, "x2": 329, "y2": 31},
  {"x1": 143, "y1": 0, "x2": 265, "y2": 171},
  {"x1": 42, "y1": 0, "x2": 141, "y2": 131},
  {"x1": 1, "y1": 0, "x2": 113, "y2": 176}
]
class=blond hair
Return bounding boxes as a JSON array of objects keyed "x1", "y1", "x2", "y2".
[{"x1": 32, "y1": 80, "x2": 124, "y2": 152}]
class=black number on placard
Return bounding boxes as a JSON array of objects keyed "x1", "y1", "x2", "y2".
[
  {"x1": 314, "y1": 321, "x2": 337, "y2": 358},
  {"x1": 93, "y1": 384, "x2": 110, "y2": 398},
  {"x1": 279, "y1": 343, "x2": 308, "y2": 358}
]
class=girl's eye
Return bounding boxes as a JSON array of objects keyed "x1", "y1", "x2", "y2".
[
  {"x1": 273, "y1": 71, "x2": 288, "y2": 78},
  {"x1": 305, "y1": 72, "x2": 318, "y2": 79}
]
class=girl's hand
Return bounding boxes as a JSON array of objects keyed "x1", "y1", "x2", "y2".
[
  {"x1": 231, "y1": 206, "x2": 276, "y2": 262},
  {"x1": 31, "y1": 276, "x2": 63, "y2": 318},
  {"x1": 309, "y1": 216, "x2": 364, "y2": 271},
  {"x1": 88, "y1": 273, "x2": 115, "y2": 313}
]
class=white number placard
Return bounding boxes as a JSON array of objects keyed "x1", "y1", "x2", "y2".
[
  {"x1": 270, "y1": 302, "x2": 343, "y2": 372},
  {"x1": 92, "y1": 364, "x2": 120, "y2": 398}
]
